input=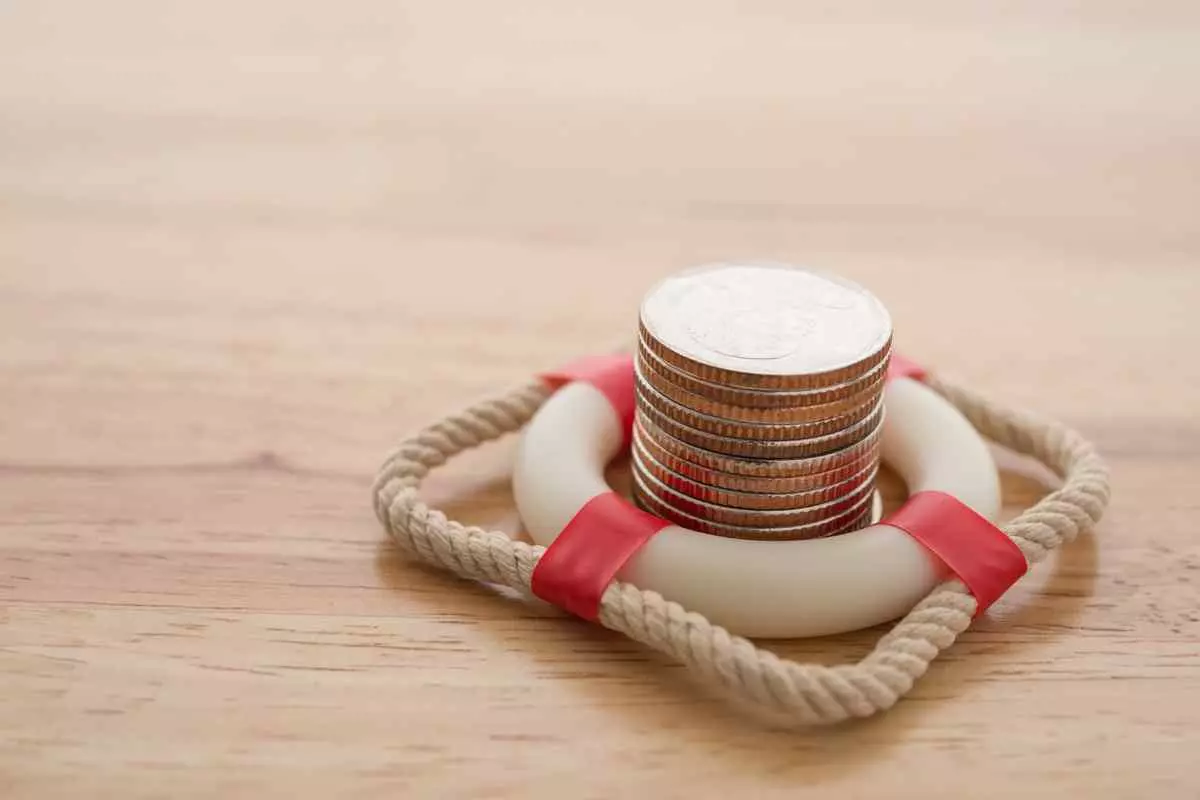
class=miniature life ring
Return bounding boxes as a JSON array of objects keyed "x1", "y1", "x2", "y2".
[
  {"x1": 374, "y1": 353, "x2": 1109, "y2": 725},
  {"x1": 513, "y1": 366, "x2": 1003, "y2": 638}
]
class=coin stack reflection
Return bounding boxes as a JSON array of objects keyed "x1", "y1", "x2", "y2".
[{"x1": 631, "y1": 263, "x2": 893, "y2": 540}]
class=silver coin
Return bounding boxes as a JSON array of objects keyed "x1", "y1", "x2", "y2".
[
  {"x1": 639, "y1": 263, "x2": 892, "y2": 389},
  {"x1": 636, "y1": 388, "x2": 885, "y2": 459}
]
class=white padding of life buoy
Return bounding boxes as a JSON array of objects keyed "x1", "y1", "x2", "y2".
[{"x1": 512, "y1": 378, "x2": 1000, "y2": 638}]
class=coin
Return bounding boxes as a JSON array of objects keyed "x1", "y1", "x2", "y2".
[
  {"x1": 637, "y1": 335, "x2": 890, "y2": 409},
  {"x1": 635, "y1": 363, "x2": 880, "y2": 440},
  {"x1": 633, "y1": 433, "x2": 878, "y2": 510},
  {"x1": 632, "y1": 474, "x2": 876, "y2": 541},
  {"x1": 636, "y1": 388, "x2": 885, "y2": 459},
  {"x1": 632, "y1": 421, "x2": 881, "y2": 492},
  {"x1": 639, "y1": 263, "x2": 892, "y2": 390},
  {"x1": 633, "y1": 455, "x2": 876, "y2": 527},
  {"x1": 634, "y1": 415, "x2": 883, "y2": 481},
  {"x1": 637, "y1": 345, "x2": 886, "y2": 423}
]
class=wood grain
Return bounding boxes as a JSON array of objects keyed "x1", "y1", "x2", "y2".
[{"x1": 2, "y1": 2, "x2": 1199, "y2": 797}]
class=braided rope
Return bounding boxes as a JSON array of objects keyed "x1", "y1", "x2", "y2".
[{"x1": 371, "y1": 373, "x2": 1109, "y2": 726}]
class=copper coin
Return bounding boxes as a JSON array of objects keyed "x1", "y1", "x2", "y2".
[
  {"x1": 635, "y1": 364, "x2": 880, "y2": 440},
  {"x1": 637, "y1": 336, "x2": 890, "y2": 409},
  {"x1": 634, "y1": 414, "x2": 883, "y2": 479},
  {"x1": 632, "y1": 420, "x2": 881, "y2": 492},
  {"x1": 632, "y1": 456, "x2": 876, "y2": 527},
  {"x1": 633, "y1": 434, "x2": 878, "y2": 510},
  {"x1": 632, "y1": 478, "x2": 876, "y2": 541},
  {"x1": 639, "y1": 263, "x2": 893, "y2": 390},
  {"x1": 637, "y1": 346, "x2": 885, "y2": 424},
  {"x1": 636, "y1": 390, "x2": 885, "y2": 459}
]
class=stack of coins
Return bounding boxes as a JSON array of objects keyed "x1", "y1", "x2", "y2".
[{"x1": 632, "y1": 263, "x2": 892, "y2": 540}]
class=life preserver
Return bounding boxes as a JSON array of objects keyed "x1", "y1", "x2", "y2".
[{"x1": 512, "y1": 368, "x2": 1003, "y2": 638}]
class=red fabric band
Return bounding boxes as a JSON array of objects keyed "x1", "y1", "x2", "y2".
[
  {"x1": 887, "y1": 352, "x2": 928, "y2": 382},
  {"x1": 530, "y1": 492, "x2": 671, "y2": 620},
  {"x1": 541, "y1": 354, "x2": 636, "y2": 442},
  {"x1": 883, "y1": 491, "x2": 1027, "y2": 615}
]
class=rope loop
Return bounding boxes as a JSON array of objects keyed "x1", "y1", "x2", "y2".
[{"x1": 372, "y1": 372, "x2": 1109, "y2": 726}]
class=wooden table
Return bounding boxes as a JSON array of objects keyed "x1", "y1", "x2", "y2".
[{"x1": 3, "y1": 3, "x2": 1198, "y2": 797}]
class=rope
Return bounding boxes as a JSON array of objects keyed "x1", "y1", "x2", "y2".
[{"x1": 371, "y1": 373, "x2": 1110, "y2": 726}]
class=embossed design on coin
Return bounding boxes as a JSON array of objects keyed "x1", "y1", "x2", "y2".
[{"x1": 640, "y1": 263, "x2": 892, "y2": 387}]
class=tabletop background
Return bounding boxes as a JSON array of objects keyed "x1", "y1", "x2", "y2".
[{"x1": 3, "y1": 2, "x2": 1198, "y2": 797}]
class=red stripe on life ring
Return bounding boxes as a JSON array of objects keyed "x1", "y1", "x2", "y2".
[
  {"x1": 883, "y1": 491, "x2": 1027, "y2": 615},
  {"x1": 530, "y1": 492, "x2": 670, "y2": 621},
  {"x1": 887, "y1": 353, "x2": 928, "y2": 382},
  {"x1": 542, "y1": 354, "x2": 635, "y2": 444}
]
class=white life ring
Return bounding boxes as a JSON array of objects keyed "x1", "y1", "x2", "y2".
[{"x1": 512, "y1": 377, "x2": 1001, "y2": 638}]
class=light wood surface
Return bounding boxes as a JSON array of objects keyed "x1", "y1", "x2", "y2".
[{"x1": 3, "y1": 3, "x2": 1198, "y2": 797}]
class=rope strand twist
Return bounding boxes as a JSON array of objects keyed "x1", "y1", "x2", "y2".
[{"x1": 371, "y1": 373, "x2": 1109, "y2": 726}]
